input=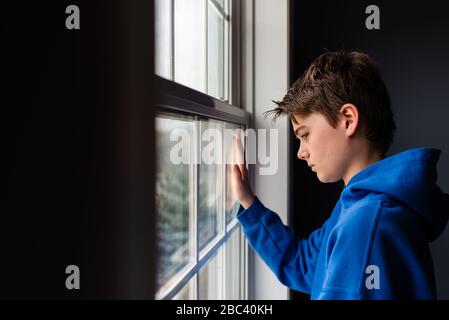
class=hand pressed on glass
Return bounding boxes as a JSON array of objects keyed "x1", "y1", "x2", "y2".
[{"x1": 231, "y1": 135, "x2": 255, "y2": 209}]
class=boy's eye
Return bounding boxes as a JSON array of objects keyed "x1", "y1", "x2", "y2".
[{"x1": 295, "y1": 133, "x2": 308, "y2": 141}]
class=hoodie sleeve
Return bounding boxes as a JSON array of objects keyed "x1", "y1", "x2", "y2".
[{"x1": 237, "y1": 197, "x2": 327, "y2": 294}]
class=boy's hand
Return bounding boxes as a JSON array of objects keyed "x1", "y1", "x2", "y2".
[{"x1": 231, "y1": 135, "x2": 255, "y2": 209}]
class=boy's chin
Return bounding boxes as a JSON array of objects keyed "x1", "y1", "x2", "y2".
[{"x1": 316, "y1": 173, "x2": 340, "y2": 184}]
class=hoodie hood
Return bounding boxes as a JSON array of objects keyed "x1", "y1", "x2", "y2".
[{"x1": 342, "y1": 147, "x2": 449, "y2": 242}]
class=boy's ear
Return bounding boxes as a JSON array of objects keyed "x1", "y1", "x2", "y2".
[{"x1": 339, "y1": 103, "x2": 359, "y2": 137}]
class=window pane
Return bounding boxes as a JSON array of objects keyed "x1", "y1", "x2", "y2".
[
  {"x1": 198, "y1": 249, "x2": 224, "y2": 299},
  {"x1": 216, "y1": 0, "x2": 225, "y2": 9},
  {"x1": 172, "y1": 276, "x2": 196, "y2": 300},
  {"x1": 174, "y1": 0, "x2": 206, "y2": 93},
  {"x1": 225, "y1": 122, "x2": 244, "y2": 223},
  {"x1": 207, "y1": 2, "x2": 225, "y2": 100},
  {"x1": 199, "y1": 119, "x2": 223, "y2": 250},
  {"x1": 225, "y1": 228, "x2": 241, "y2": 299},
  {"x1": 156, "y1": 114, "x2": 194, "y2": 288},
  {"x1": 155, "y1": 0, "x2": 172, "y2": 79}
]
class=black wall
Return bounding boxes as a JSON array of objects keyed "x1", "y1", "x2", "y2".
[
  {"x1": 289, "y1": 0, "x2": 449, "y2": 299},
  {"x1": 2, "y1": 1, "x2": 155, "y2": 299}
]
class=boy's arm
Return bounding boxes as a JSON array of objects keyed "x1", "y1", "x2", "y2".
[
  {"x1": 237, "y1": 197, "x2": 326, "y2": 293},
  {"x1": 231, "y1": 135, "x2": 325, "y2": 293}
]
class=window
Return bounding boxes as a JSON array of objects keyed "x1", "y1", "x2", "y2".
[
  {"x1": 155, "y1": 0, "x2": 248, "y2": 300},
  {"x1": 155, "y1": 105, "x2": 248, "y2": 299},
  {"x1": 156, "y1": 0, "x2": 232, "y2": 102}
]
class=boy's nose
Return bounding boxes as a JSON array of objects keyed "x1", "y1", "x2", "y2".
[{"x1": 297, "y1": 147, "x2": 309, "y2": 160}]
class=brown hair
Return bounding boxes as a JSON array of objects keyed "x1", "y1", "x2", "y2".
[{"x1": 266, "y1": 51, "x2": 396, "y2": 156}]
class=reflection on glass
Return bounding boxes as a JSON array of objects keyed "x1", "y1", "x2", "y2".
[
  {"x1": 207, "y1": 1, "x2": 225, "y2": 100},
  {"x1": 156, "y1": 114, "x2": 193, "y2": 288},
  {"x1": 225, "y1": 123, "x2": 244, "y2": 223},
  {"x1": 225, "y1": 228, "x2": 241, "y2": 299},
  {"x1": 172, "y1": 276, "x2": 196, "y2": 300},
  {"x1": 198, "y1": 249, "x2": 223, "y2": 299},
  {"x1": 199, "y1": 119, "x2": 223, "y2": 250}
]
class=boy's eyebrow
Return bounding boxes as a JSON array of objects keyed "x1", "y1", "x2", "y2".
[{"x1": 294, "y1": 125, "x2": 308, "y2": 136}]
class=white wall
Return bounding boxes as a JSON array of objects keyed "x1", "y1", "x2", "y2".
[{"x1": 242, "y1": 0, "x2": 290, "y2": 300}]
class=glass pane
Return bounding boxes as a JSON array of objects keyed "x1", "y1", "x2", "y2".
[
  {"x1": 156, "y1": 114, "x2": 194, "y2": 288},
  {"x1": 225, "y1": 122, "x2": 244, "y2": 223},
  {"x1": 207, "y1": 2, "x2": 225, "y2": 99},
  {"x1": 172, "y1": 276, "x2": 196, "y2": 300},
  {"x1": 155, "y1": 0, "x2": 172, "y2": 79},
  {"x1": 174, "y1": 0, "x2": 206, "y2": 93},
  {"x1": 225, "y1": 228, "x2": 241, "y2": 299},
  {"x1": 216, "y1": 0, "x2": 225, "y2": 9},
  {"x1": 199, "y1": 119, "x2": 223, "y2": 250},
  {"x1": 198, "y1": 249, "x2": 224, "y2": 299}
]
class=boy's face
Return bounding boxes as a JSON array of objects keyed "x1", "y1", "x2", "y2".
[{"x1": 291, "y1": 111, "x2": 353, "y2": 183}]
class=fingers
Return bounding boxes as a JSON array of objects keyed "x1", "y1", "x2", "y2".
[
  {"x1": 232, "y1": 135, "x2": 244, "y2": 164},
  {"x1": 232, "y1": 164, "x2": 242, "y2": 181},
  {"x1": 232, "y1": 135, "x2": 247, "y2": 178},
  {"x1": 239, "y1": 163, "x2": 248, "y2": 181}
]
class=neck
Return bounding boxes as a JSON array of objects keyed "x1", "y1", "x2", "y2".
[{"x1": 343, "y1": 148, "x2": 384, "y2": 186}]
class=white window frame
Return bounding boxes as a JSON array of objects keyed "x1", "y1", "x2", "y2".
[
  {"x1": 154, "y1": 0, "x2": 250, "y2": 300},
  {"x1": 155, "y1": 79, "x2": 250, "y2": 300}
]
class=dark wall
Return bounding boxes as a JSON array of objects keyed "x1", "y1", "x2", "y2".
[
  {"x1": 289, "y1": 0, "x2": 449, "y2": 299},
  {"x1": 1, "y1": 1, "x2": 155, "y2": 298}
]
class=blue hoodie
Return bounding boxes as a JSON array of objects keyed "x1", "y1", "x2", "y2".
[{"x1": 237, "y1": 148, "x2": 449, "y2": 299}]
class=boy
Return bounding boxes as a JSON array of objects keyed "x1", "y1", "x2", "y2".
[{"x1": 232, "y1": 51, "x2": 449, "y2": 299}]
